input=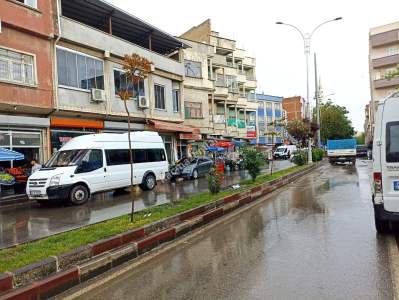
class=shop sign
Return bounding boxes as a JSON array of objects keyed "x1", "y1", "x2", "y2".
[
  {"x1": 179, "y1": 133, "x2": 202, "y2": 140},
  {"x1": 247, "y1": 125, "x2": 256, "y2": 138}
]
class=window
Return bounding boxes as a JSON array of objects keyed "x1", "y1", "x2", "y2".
[
  {"x1": 184, "y1": 60, "x2": 202, "y2": 78},
  {"x1": 77, "y1": 149, "x2": 103, "y2": 173},
  {"x1": 387, "y1": 47, "x2": 399, "y2": 56},
  {"x1": 57, "y1": 47, "x2": 104, "y2": 90},
  {"x1": 386, "y1": 122, "x2": 399, "y2": 163},
  {"x1": 154, "y1": 84, "x2": 165, "y2": 109},
  {"x1": 0, "y1": 48, "x2": 35, "y2": 85},
  {"x1": 185, "y1": 102, "x2": 202, "y2": 119},
  {"x1": 105, "y1": 149, "x2": 166, "y2": 165},
  {"x1": 106, "y1": 149, "x2": 130, "y2": 166},
  {"x1": 173, "y1": 89, "x2": 180, "y2": 112},
  {"x1": 16, "y1": 0, "x2": 37, "y2": 8},
  {"x1": 114, "y1": 69, "x2": 145, "y2": 99}
]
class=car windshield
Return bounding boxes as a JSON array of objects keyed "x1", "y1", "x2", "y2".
[
  {"x1": 45, "y1": 150, "x2": 88, "y2": 167},
  {"x1": 276, "y1": 147, "x2": 285, "y2": 153}
]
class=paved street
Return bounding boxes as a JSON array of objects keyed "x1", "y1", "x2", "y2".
[
  {"x1": 73, "y1": 160, "x2": 395, "y2": 300},
  {"x1": 0, "y1": 160, "x2": 292, "y2": 249}
]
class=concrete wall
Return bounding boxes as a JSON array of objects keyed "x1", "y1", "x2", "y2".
[
  {"x1": 183, "y1": 87, "x2": 211, "y2": 134},
  {"x1": 282, "y1": 96, "x2": 305, "y2": 121},
  {"x1": 180, "y1": 19, "x2": 211, "y2": 44}
]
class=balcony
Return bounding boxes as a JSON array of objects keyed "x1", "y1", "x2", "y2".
[
  {"x1": 370, "y1": 29, "x2": 399, "y2": 47},
  {"x1": 372, "y1": 54, "x2": 399, "y2": 68},
  {"x1": 210, "y1": 35, "x2": 236, "y2": 51},
  {"x1": 234, "y1": 49, "x2": 246, "y2": 59},
  {"x1": 215, "y1": 86, "x2": 229, "y2": 96},
  {"x1": 245, "y1": 79, "x2": 257, "y2": 89},
  {"x1": 60, "y1": 17, "x2": 184, "y2": 76},
  {"x1": 243, "y1": 56, "x2": 256, "y2": 67},
  {"x1": 374, "y1": 76, "x2": 399, "y2": 89},
  {"x1": 236, "y1": 73, "x2": 246, "y2": 83}
]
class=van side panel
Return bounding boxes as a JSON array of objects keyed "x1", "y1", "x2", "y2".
[{"x1": 380, "y1": 98, "x2": 399, "y2": 212}]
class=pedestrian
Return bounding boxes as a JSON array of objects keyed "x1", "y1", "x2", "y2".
[{"x1": 30, "y1": 159, "x2": 42, "y2": 174}]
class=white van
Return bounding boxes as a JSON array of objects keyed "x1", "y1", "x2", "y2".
[
  {"x1": 27, "y1": 132, "x2": 168, "y2": 205},
  {"x1": 372, "y1": 91, "x2": 399, "y2": 233},
  {"x1": 273, "y1": 145, "x2": 297, "y2": 159}
]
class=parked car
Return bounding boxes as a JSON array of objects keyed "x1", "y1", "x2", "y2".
[
  {"x1": 181, "y1": 157, "x2": 214, "y2": 179},
  {"x1": 274, "y1": 145, "x2": 297, "y2": 159},
  {"x1": 27, "y1": 132, "x2": 168, "y2": 205},
  {"x1": 356, "y1": 145, "x2": 368, "y2": 157},
  {"x1": 372, "y1": 91, "x2": 399, "y2": 233}
]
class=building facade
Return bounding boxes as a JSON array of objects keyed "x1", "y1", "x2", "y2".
[
  {"x1": 282, "y1": 96, "x2": 305, "y2": 121},
  {"x1": 0, "y1": 0, "x2": 55, "y2": 171},
  {"x1": 253, "y1": 93, "x2": 285, "y2": 145},
  {"x1": 53, "y1": 0, "x2": 195, "y2": 162},
  {"x1": 367, "y1": 21, "x2": 399, "y2": 145},
  {"x1": 180, "y1": 20, "x2": 258, "y2": 143}
]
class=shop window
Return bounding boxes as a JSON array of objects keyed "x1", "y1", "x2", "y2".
[
  {"x1": 185, "y1": 102, "x2": 202, "y2": 119},
  {"x1": 154, "y1": 84, "x2": 166, "y2": 110},
  {"x1": 114, "y1": 69, "x2": 145, "y2": 99},
  {"x1": 56, "y1": 47, "x2": 104, "y2": 90},
  {"x1": 0, "y1": 48, "x2": 35, "y2": 85}
]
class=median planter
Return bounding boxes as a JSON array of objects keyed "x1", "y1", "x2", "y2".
[{"x1": 0, "y1": 164, "x2": 319, "y2": 299}]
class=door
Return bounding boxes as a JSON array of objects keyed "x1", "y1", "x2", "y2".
[
  {"x1": 197, "y1": 159, "x2": 207, "y2": 175},
  {"x1": 74, "y1": 149, "x2": 106, "y2": 193}
]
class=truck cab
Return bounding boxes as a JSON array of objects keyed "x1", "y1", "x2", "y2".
[{"x1": 372, "y1": 91, "x2": 399, "y2": 233}]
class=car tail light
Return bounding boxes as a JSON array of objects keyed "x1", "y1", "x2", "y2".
[{"x1": 374, "y1": 172, "x2": 382, "y2": 193}]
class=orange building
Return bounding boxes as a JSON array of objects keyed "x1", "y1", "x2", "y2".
[{"x1": 282, "y1": 96, "x2": 306, "y2": 121}]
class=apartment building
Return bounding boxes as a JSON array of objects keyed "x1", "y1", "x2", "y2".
[
  {"x1": 253, "y1": 93, "x2": 286, "y2": 145},
  {"x1": 0, "y1": 0, "x2": 55, "y2": 170},
  {"x1": 53, "y1": 0, "x2": 193, "y2": 162},
  {"x1": 180, "y1": 19, "x2": 258, "y2": 143},
  {"x1": 282, "y1": 96, "x2": 305, "y2": 121},
  {"x1": 367, "y1": 21, "x2": 399, "y2": 144}
]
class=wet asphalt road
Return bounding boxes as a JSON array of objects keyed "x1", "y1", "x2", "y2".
[
  {"x1": 0, "y1": 160, "x2": 292, "y2": 248},
  {"x1": 75, "y1": 160, "x2": 394, "y2": 300}
]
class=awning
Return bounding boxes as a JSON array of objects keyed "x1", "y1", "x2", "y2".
[
  {"x1": 206, "y1": 146, "x2": 226, "y2": 152},
  {"x1": 214, "y1": 141, "x2": 233, "y2": 148},
  {"x1": 0, "y1": 148, "x2": 24, "y2": 162},
  {"x1": 147, "y1": 120, "x2": 200, "y2": 133}
]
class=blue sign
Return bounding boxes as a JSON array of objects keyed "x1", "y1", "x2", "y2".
[{"x1": 394, "y1": 181, "x2": 399, "y2": 191}]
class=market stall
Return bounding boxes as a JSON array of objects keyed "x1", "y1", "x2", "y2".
[{"x1": 0, "y1": 148, "x2": 25, "y2": 196}]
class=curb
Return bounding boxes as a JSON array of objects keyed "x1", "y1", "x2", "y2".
[{"x1": 0, "y1": 164, "x2": 319, "y2": 299}]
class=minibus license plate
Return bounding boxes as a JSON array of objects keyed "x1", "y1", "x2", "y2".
[
  {"x1": 30, "y1": 190, "x2": 42, "y2": 196},
  {"x1": 394, "y1": 181, "x2": 399, "y2": 191}
]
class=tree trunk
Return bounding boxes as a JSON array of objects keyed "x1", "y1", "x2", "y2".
[{"x1": 124, "y1": 99, "x2": 135, "y2": 222}]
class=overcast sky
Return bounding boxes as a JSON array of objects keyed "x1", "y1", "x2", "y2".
[{"x1": 109, "y1": 0, "x2": 399, "y2": 132}]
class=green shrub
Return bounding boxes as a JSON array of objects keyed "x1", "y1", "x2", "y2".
[
  {"x1": 207, "y1": 167, "x2": 222, "y2": 194},
  {"x1": 293, "y1": 150, "x2": 308, "y2": 166},
  {"x1": 312, "y1": 148, "x2": 325, "y2": 162},
  {"x1": 241, "y1": 147, "x2": 266, "y2": 181}
]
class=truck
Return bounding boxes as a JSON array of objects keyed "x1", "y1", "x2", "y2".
[{"x1": 327, "y1": 139, "x2": 357, "y2": 165}]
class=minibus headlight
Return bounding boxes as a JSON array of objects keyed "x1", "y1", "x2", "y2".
[{"x1": 50, "y1": 174, "x2": 62, "y2": 187}]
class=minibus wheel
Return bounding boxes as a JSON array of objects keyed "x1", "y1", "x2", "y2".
[
  {"x1": 374, "y1": 215, "x2": 390, "y2": 234},
  {"x1": 70, "y1": 185, "x2": 89, "y2": 205},
  {"x1": 141, "y1": 174, "x2": 156, "y2": 191}
]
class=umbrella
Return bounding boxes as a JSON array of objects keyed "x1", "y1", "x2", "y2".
[
  {"x1": 0, "y1": 148, "x2": 24, "y2": 162},
  {"x1": 214, "y1": 141, "x2": 233, "y2": 148}
]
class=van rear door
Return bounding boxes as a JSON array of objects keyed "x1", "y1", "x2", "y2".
[{"x1": 381, "y1": 97, "x2": 399, "y2": 212}]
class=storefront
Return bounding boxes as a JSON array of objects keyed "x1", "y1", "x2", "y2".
[
  {"x1": 50, "y1": 117, "x2": 104, "y2": 153},
  {"x1": 0, "y1": 115, "x2": 50, "y2": 198}
]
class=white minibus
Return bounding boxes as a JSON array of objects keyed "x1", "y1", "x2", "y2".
[
  {"x1": 27, "y1": 132, "x2": 168, "y2": 205},
  {"x1": 372, "y1": 91, "x2": 399, "y2": 233}
]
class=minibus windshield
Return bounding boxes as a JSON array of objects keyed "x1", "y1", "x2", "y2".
[{"x1": 45, "y1": 150, "x2": 88, "y2": 167}]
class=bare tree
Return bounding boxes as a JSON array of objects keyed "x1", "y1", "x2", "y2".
[{"x1": 118, "y1": 54, "x2": 152, "y2": 222}]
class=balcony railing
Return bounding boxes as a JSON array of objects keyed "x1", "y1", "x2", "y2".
[{"x1": 372, "y1": 54, "x2": 399, "y2": 68}]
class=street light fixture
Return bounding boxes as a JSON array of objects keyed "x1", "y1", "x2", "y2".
[{"x1": 276, "y1": 17, "x2": 342, "y2": 163}]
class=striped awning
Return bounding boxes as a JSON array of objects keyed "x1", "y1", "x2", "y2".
[{"x1": 0, "y1": 148, "x2": 24, "y2": 162}]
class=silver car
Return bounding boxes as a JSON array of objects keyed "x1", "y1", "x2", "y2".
[{"x1": 181, "y1": 157, "x2": 214, "y2": 179}]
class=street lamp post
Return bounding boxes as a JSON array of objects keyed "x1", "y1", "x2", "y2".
[{"x1": 276, "y1": 17, "x2": 342, "y2": 163}]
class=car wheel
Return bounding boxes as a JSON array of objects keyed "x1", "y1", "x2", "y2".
[
  {"x1": 141, "y1": 174, "x2": 156, "y2": 191},
  {"x1": 192, "y1": 169, "x2": 199, "y2": 179},
  {"x1": 69, "y1": 185, "x2": 89, "y2": 205}
]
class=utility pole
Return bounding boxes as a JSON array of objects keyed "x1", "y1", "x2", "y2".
[{"x1": 314, "y1": 53, "x2": 321, "y2": 147}]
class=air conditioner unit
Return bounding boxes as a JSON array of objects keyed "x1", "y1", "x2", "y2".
[
  {"x1": 138, "y1": 96, "x2": 149, "y2": 108},
  {"x1": 91, "y1": 89, "x2": 106, "y2": 102}
]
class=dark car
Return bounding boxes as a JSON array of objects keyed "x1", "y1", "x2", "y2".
[
  {"x1": 356, "y1": 145, "x2": 368, "y2": 157},
  {"x1": 181, "y1": 157, "x2": 214, "y2": 179}
]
